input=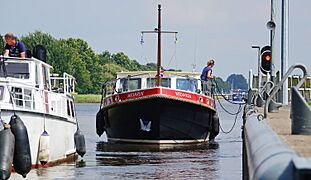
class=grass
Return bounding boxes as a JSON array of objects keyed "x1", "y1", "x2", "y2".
[
  {"x1": 309, "y1": 101, "x2": 311, "y2": 106},
  {"x1": 73, "y1": 94, "x2": 102, "y2": 103}
]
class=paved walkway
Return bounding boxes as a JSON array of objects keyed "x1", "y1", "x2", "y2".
[{"x1": 258, "y1": 106, "x2": 311, "y2": 157}]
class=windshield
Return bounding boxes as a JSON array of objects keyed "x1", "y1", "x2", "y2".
[
  {"x1": 120, "y1": 78, "x2": 141, "y2": 91},
  {"x1": 176, "y1": 78, "x2": 198, "y2": 92},
  {"x1": 0, "y1": 62, "x2": 30, "y2": 79},
  {"x1": 147, "y1": 78, "x2": 171, "y2": 88}
]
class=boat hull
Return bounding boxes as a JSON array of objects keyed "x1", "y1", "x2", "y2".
[
  {"x1": 100, "y1": 95, "x2": 215, "y2": 144},
  {"x1": 1, "y1": 109, "x2": 77, "y2": 167}
]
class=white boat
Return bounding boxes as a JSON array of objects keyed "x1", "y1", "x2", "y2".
[{"x1": 0, "y1": 55, "x2": 78, "y2": 168}]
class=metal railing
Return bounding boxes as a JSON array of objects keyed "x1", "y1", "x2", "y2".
[
  {"x1": 50, "y1": 72, "x2": 76, "y2": 95},
  {"x1": 101, "y1": 74, "x2": 212, "y2": 98},
  {"x1": 264, "y1": 64, "x2": 309, "y2": 118}
]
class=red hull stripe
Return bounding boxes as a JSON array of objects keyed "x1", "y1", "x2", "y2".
[
  {"x1": 103, "y1": 87, "x2": 214, "y2": 107},
  {"x1": 11, "y1": 153, "x2": 77, "y2": 172}
]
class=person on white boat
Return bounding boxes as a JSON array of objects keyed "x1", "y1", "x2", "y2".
[
  {"x1": 3, "y1": 32, "x2": 26, "y2": 58},
  {"x1": 200, "y1": 59, "x2": 215, "y2": 94}
]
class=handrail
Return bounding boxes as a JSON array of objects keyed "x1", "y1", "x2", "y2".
[
  {"x1": 101, "y1": 73, "x2": 209, "y2": 98},
  {"x1": 0, "y1": 55, "x2": 52, "y2": 67},
  {"x1": 260, "y1": 80, "x2": 275, "y2": 95},
  {"x1": 264, "y1": 64, "x2": 309, "y2": 118},
  {"x1": 50, "y1": 72, "x2": 76, "y2": 95}
]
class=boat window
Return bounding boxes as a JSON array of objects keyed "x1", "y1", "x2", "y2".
[
  {"x1": 42, "y1": 65, "x2": 50, "y2": 90},
  {"x1": 147, "y1": 78, "x2": 171, "y2": 88},
  {"x1": 67, "y1": 100, "x2": 71, "y2": 116},
  {"x1": 120, "y1": 78, "x2": 141, "y2": 91},
  {"x1": 35, "y1": 64, "x2": 40, "y2": 87},
  {"x1": 24, "y1": 89, "x2": 32, "y2": 108},
  {"x1": 0, "y1": 86, "x2": 4, "y2": 100},
  {"x1": 176, "y1": 78, "x2": 198, "y2": 92},
  {"x1": 11, "y1": 87, "x2": 23, "y2": 106},
  {"x1": 70, "y1": 100, "x2": 75, "y2": 117},
  {"x1": 0, "y1": 62, "x2": 29, "y2": 79}
]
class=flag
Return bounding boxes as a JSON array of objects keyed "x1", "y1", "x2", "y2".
[{"x1": 160, "y1": 70, "x2": 164, "y2": 77}]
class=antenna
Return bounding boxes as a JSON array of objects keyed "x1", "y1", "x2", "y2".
[{"x1": 191, "y1": 64, "x2": 196, "y2": 72}]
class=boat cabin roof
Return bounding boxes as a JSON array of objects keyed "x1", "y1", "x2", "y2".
[
  {"x1": 2, "y1": 56, "x2": 52, "y2": 68},
  {"x1": 0, "y1": 56, "x2": 75, "y2": 94},
  {"x1": 116, "y1": 71, "x2": 201, "y2": 79}
]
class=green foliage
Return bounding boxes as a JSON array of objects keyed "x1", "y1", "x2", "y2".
[
  {"x1": 16, "y1": 30, "x2": 179, "y2": 94},
  {"x1": 112, "y1": 52, "x2": 142, "y2": 71},
  {"x1": 214, "y1": 77, "x2": 230, "y2": 93},
  {"x1": 308, "y1": 101, "x2": 311, "y2": 106},
  {"x1": 0, "y1": 35, "x2": 5, "y2": 55},
  {"x1": 226, "y1": 74, "x2": 248, "y2": 90},
  {"x1": 74, "y1": 94, "x2": 102, "y2": 103}
]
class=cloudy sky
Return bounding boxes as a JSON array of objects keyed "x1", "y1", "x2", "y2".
[{"x1": 2, "y1": 0, "x2": 310, "y2": 80}]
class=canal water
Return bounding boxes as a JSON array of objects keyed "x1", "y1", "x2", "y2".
[{"x1": 10, "y1": 101, "x2": 243, "y2": 180}]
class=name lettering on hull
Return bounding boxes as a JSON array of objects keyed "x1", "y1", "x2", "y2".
[
  {"x1": 102, "y1": 88, "x2": 214, "y2": 109},
  {"x1": 128, "y1": 91, "x2": 144, "y2": 98},
  {"x1": 175, "y1": 92, "x2": 192, "y2": 99}
]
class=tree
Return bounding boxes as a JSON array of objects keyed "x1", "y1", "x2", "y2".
[
  {"x1": 102, "y1": 63, "x2": 126, "y2": 83},
  {"x1": 64, "y1": 38, "x2": 104, "y2": 93},
  {"x1": 49, "y1": 39, "x2": 92, "y2": 93},
  {"x1": 111, "y1": 52, "x2": 141, "y2": 71},
  {"x1": 226, "y1": 74, "x2": 248, "y2": 90},
  {"x1": 98, "y1": 50, "x2": 113, "y2": 65},
  {"x1": 214, "y1": 77, "x2": 230, "y2": 93},
  {"x1": 21, "y1": 31, "x2": 57, "y2": 63},
  {"x1": 0, "y1": 35, "x2": 5, "y2": 55},
  {"x1": 141, "y1": 63, "x2": 157, "y2": 71},
  {"x1": 15, "y1": 30, "x2": 207, "y2": 94}
]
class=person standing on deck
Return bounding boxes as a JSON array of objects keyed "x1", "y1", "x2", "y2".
[
  {"x1": 3, "y1": 32, "x2": 26, "y2": 58},
  {"x1": 200, "y1": 59, "x2": 215, "y2": 94}
]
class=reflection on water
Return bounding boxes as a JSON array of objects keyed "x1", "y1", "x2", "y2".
[
  {"x1": 94, "y1": 142, "x2": 221, "y2": 179},
  {"x1": 97, "y1": 141, "x2": 219, "y2": 152},
  {"x1": 96, "y1": 142, "x2": 219, "y2": 167},
  {"x1": 10, "y1": 102, "x2": 242, "y2": 180}
]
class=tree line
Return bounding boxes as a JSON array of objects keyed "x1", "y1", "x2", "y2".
[{"x1": 0, "y1": 31, "x2": 247, "y2": 94}]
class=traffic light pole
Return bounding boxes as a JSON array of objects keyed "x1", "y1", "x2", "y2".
[
  {"x1": 281, "y1": 0, "x2": 289, "y2": 105},
  {"x1": 270, "y1": 0, "x2": 276, "y2": 82},
  {"x1": 252, "y1": 46, "x2": 261, "y2": 89}
]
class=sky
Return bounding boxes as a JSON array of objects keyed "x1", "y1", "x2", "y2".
[{"x1": 1, "y1": 0, "x2": 310, "y2": 80}]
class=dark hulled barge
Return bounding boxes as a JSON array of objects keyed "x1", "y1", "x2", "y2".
[
  {"x1": 96, "y1": 71, "x2": 219, "y2": 144},
  {"x1": 96, "y1": 4, "x2": 219, "y2": 144}
]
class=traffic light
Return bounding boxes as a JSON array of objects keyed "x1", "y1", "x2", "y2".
[{"x1": 260, "y1": 46, "x2": 271, "y2": 74}]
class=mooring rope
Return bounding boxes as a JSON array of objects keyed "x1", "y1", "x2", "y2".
[{"x1": 211, "y1": 79, "x2": 244, "y2": 134}]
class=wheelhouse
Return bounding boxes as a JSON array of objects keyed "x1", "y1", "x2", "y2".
[
  {"x1": 103, "y1": 71, "x2": 209, "y2": 97},
  {"x1": 0, "y1": 56, "x2": 76, "y2": 120}
]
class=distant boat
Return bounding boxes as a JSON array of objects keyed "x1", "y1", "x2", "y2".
[
  {"x1": 231, "y1": 90, "x2": 246, "y2": 103},
  {"x1": 96, "y1": 5, "x2": 219, "y2": 145}
]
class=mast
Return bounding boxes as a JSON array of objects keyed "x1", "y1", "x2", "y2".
[
  {"x1": 141, "y1": 4, "x2": 178, "y2": 87},
  {"x1": 157, "y1": 4, "x2": 162, "y2": 86}
]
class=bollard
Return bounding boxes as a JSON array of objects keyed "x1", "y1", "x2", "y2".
[
  {"x1": 256, "y1": 94, "x2": 264, "y2": 107},
  {"x1": 247, "y1": 89, "x2": 258, "y2": 105},
  {"x1": 291, "y1": 87, "x2": 311, "y2": 135},
  {"x1": 268, "y1": 99, "x2": 282, "y2": 113}
]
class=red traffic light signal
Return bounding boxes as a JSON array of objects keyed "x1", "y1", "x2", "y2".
[
  {"x1": 264, "y1": 54, "x2": 271, "y2": 61},
  {"x1": 260, "y1": 46, "x2": 271, "y2": 74}
]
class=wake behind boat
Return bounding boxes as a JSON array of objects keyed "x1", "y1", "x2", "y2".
[
  {"x1": 0, "y1": 49, "x2": 85, "y2": 179},
  {"x1": 96, "y1": 4, "x2": 219, "y2": 145}
]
